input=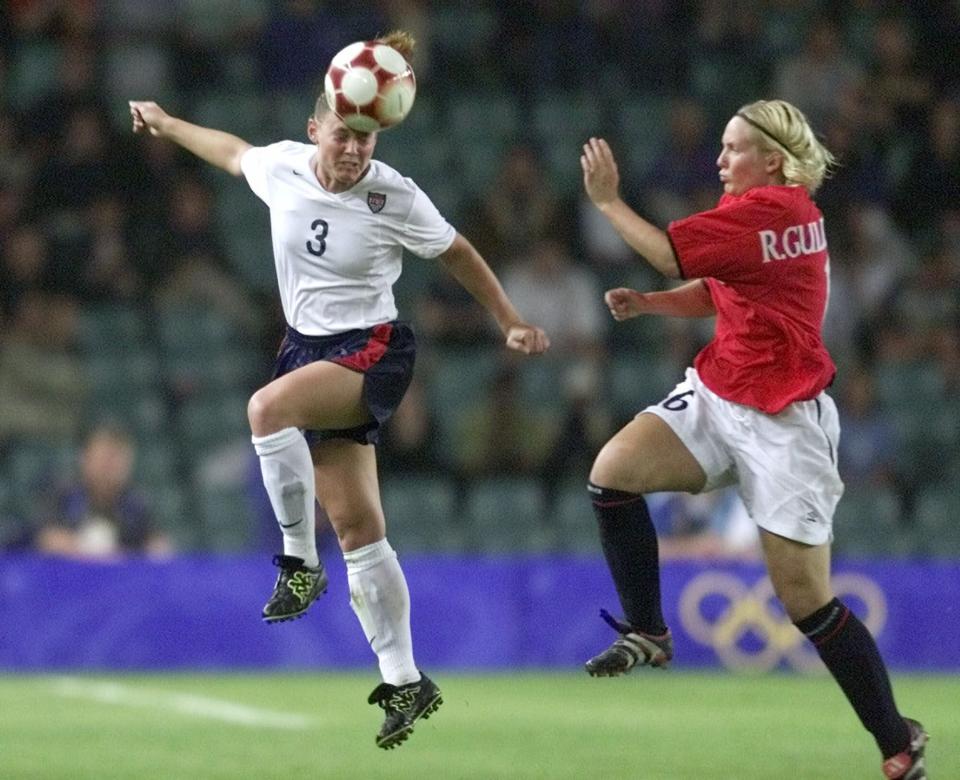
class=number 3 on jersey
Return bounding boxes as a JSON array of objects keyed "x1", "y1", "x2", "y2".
[{"x1": 307, "y1": 218, "x2": 328, "y2": 257}]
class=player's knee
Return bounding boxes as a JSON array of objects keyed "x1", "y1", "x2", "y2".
[
  {"x1": 247, "y1": 389, "x2": 280, "y2": 435},
  {"x1": 327, "y1": 504, "x2": 383, "y2": 548},
  {"x1": 769, "y1": 575, "x2": 832, "y2": 622},
  {"x1": 589, "y1": 441, "x2": 648, "y2": 494}
]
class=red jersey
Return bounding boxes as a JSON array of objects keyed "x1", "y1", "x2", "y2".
[{"x1": 667, "y1": 185, "x2": 836, "y2": 414}]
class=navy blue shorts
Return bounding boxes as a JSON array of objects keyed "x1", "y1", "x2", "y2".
[{"x1": 271, "y1": 321, "x2": 416, "y2": 446}]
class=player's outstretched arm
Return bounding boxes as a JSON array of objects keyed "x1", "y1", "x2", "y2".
[
  {"x1": 129, "y1": 101, "x2": 251, "y2": 177},
  {"x1": 605, "y1": 280, "x2": 715, "y2": 321},
  {"x1": 439, "y1": 233, "x2": 550, "y2": 355},
  {"x1": 581, "y1": 137, "x2": 680, "y2": 279}
]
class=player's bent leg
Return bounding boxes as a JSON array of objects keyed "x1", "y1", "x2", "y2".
[
  {"x1": 311, "y1": 439, "x2": 386, "y2": 550},
  {"x1": 311, "y1": 441, "x2": 439, "y2": 747},
  {"x1": 760, "y1": 531, "x2": 923, "y2": 773},
  {"x1": 247, "y1": 360, "x2": 369, "y2": 437},
  {"x1": 590, "y1": 412, "x2": 707, "y2": 496},
  {"x1": 250, "y1": 363, "x2": 369, "y2": 623},
  {"x1": 757, "y1": 530, "x2": 833, "y2": 622},
  {"x1": 585, "y1": 414, "x2": 702, "y2": 677}
]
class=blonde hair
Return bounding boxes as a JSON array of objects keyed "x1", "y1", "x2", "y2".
[
  {"x1": 314, "y1": 30, "x2": 417, "y2": 118},
  {"x1": 736, "y1": 99, "x2": 836, "y2": 193}
]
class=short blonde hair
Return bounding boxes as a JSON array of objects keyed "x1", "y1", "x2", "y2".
[{"x1": 737, "y1": 99, "x2": 836, "y2": 193}]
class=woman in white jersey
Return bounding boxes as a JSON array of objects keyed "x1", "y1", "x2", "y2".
[
  {"x1": 579, "y1": 99, "x2": 927, "y2": 779},
  {"x1": 130, "y1": 31, "x2": 549, "y2": 751}
]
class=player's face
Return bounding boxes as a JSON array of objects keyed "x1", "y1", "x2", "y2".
[
  {"x1": 716, "y1": 116, "x2": 781, "y2": 196},
  {"x1": 309, "y1": 112, "x2": 377, "y2": 192}
]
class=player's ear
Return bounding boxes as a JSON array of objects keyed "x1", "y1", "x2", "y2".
[
  {"x1": 307, "y1": 117, "x2": 319, "y2": 143},
  {"x1": 764, "y1": 150, "x2": 784, "y2": 175}
]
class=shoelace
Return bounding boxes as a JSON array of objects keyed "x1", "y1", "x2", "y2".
[
  {"x1": 599, "y1": 608, "x2": 633, "y2": 635},
  {"x1": 369, "y1": 683, "x2": 418, "y2": 712}
]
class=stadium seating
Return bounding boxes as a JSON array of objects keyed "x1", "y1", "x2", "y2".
[
  {"x1": 462, "y1": 477, "x2": 555, "y2": 553},
  {"x1": 832, "y1": 484, "x2": 916, "y2": 558},
  {"x1": 912, "y1": 483, "x2": 960, "y2": 557},
  {"x1": 607, "y1": 351, "x2": 679, "y2": 421},
  {"x1": 4, "y1": 40, "x2": 61, "y2": 110},
  {"x1": 380, "y1": 474, "x2": 467, "y2": 552},
  {"x1": 549, "y1": 478, "x2": 600, "y2": 555},
  {"x1": 615, "y1": 94, "x2": 671, "y2": 183}
]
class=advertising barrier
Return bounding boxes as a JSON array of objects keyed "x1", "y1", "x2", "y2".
[{"x1": 1, "y1": 554, "x2": 958, "y2": 671}]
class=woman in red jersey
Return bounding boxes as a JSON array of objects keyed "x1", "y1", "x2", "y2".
[{"x1": 579, "y1": 99, "x2": 927, "y2": 780}]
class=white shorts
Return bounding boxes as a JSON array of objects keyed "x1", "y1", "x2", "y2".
[{"x1": 642, "y1": 367, "x2": 844, "y2": 546}]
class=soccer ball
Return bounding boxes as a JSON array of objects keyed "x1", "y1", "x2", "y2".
[{"x1": 324, "y1": 41, "x2": 416, "y2": 133}]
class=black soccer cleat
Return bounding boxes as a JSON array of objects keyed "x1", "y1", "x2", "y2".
[
  {"x1": 585, "y1": 609, "x2": 674, "y2": 677},
  {"x1": 882, "y1": 718, "x2": 929, "y2": 779},
  {"x1": 261, "y1": 554, "x2": 328, "y2": 623},
  {"x1": 368, "y1": 673, "x2": 443, "y2": 749}
]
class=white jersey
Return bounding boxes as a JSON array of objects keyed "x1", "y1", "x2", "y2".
[{"x1": 241, "y1": 141, "x2": 456, "y2": 335}]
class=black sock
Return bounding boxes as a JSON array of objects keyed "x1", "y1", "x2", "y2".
[
  {"x1": 588, "y1": 482, "x2": 667, "y2": 635},
  {"x1": 795, "y1": 598, "x2": 909, "y2": 758}
]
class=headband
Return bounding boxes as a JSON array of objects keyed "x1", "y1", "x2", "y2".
[{"x1": 736, "y1": 112, "x2": 793, "y2": 155}]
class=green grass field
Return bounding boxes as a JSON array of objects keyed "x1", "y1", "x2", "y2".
[{"x1": 1, "y1": 672, "x2": 955, "y2": 779}]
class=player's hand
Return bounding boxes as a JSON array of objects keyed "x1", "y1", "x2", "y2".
[
  {"x1": 129, "y1": 101, "x2": 170, "y2": 137},
  {"x1": 605, "y1": 287, "x2": 648, "y2": 321},
  {"x1": 505, "y1": 323, "x2": 550, "y2": 355},
  {"x1": 581, "y1": 137, "x2": 620, "y2": 208}
]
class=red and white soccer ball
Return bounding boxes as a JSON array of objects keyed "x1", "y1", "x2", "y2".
[{"x1": 324, "y1": 41, "x2": 416, "y2": 133}]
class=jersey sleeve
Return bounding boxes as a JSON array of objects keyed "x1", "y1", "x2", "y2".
[
  {"x1": 240, "y1": 146, "x2": 273, "y2": 205},
  {"x1": 240, "y1": 141, "x2": 303, "y2": 207},
  {"x1": 397, "y1": 186, "x2": 456, "y2": 258},
  {"x1": 667, "y1": 194, "x2": 787, "y2": 282}
]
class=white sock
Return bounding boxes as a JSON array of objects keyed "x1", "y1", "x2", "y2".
[
  {"x1": 344, "y1": 538, "x2": 419, "y2": 686},
  {"x1": 252, "y1": 427, "x2": 319, "y2": 569}
]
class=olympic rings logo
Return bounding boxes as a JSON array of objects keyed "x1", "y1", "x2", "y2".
[{"x1": 678, "y1": 571, "x2": 887, "y2": 672}]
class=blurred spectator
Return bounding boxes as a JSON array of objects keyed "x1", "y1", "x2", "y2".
[
  {"x1": 1, "y1": 3, "x2": 958, "y2": 557},
  {"x1": 589, "y1": 1, "x2": 690, "y2": 93},
  {"x1": 254, "y1": 0, "x2": 386, "y2": 93},
  {"x1": 650, "y1": 488, "x2": 759, "y2": 560},
  {"x1": 454, "y1": 360, "x2": 559, "y2": 476},
  {"x1": 0, "y1": 291, "x2": 87, "y2": 443},
  {"x1": 772, "y1": 17, "x2": 864, "y2": 131},
  {"x1": 462, "y1": 144, "x2": 564, "y2": 264},
  {"x1": 414, "y1": 269, "x2": 498, "y2": 347},
  {"x1": 541, "y1": 362, "x2": 614, "y2": 492},
  {"x1": 74, "y1": 194, "x2": 144, "y2": 302},
  {"x1": 640, "y1": 98, "x2": 719, "y2": 226},
  {"x1": 863, "y1": 14, "x2": 933, "y2": 140},
  {"x1": 169, "y1": 0, "x2": 266, "y2": 95},
  {"x1": 21, "y1": 34, "x2": 106, "y2": 159},
  {"x1": 0, "y1": 111, "x2": 33, "y2": 188},
  {"x1": 29, "y1": 104, "x2": 119, "y2": 254},
  {"x1": 34, "y1": 421, "x2": 172, "y2": 560},
  {"x1": 895, "y1": 96, "x2": 960, "y2": 241},
  {"x1": 824, "y1": 202, "x2": 914, "y2": 363},
  {"x1": 377, "y1": 373, "x2": 445, "y2": 474},
  {"x1": 502, "y1": 237, "x2": 607, "y2": 358},
  {"x1": 492, "y1": 1, "x2": 598, "y2": 94},
  {"x1": 815, "y1": 116, "x2": 893, "y2": 230},
  {"x1": 577, "y1": 188, "x2": 638, "y2": 269},
  {"x1": 835, "y1": 365, "x2": 899, "y2": 491},
  {"x1": 0, "y1": 223, "x2": 52, "y2": 321},
  {"x1": 502, "y1": 236, "x2": 609, "y2": 392},
  {"x1": 149, "y1": 172, "x2": 264, "y2": 335},
  {"x1": 879, "y1": 244, "x2": 960, "y2": 361}
]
